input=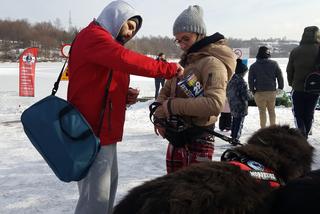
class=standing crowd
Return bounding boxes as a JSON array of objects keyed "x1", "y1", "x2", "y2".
[
  {"x1": 218, "y1": 26, "x2": 320, "y2": 142},
  {"x1": 63, "y1": 0, "x2": 320, "y2": 213}
]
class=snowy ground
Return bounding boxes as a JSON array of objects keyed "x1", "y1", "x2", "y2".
[{"x1": 1, "y1": 60, "x2": 320, "y2": 214}]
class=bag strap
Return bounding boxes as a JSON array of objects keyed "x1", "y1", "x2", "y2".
[
  {"x1": 52, "y1": 35, "x2": 77, "y2": 95},
  {"x1": 51, "y1": 58, "x2": 68, "y2": 96},
  {"x1": 315, "y1": 46, "x2": 320, "y2": 71},
  {"x1": 51, "y1": 39, "x2": 75, "y2": 96},
  {"x1": 97, "y1": 71, "x2": 113, "y2": 136},
  {"x1": 149, "y1": 101, "x2": 162, "y2": 124}
]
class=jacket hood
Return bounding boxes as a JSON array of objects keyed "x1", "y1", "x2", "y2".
[
  {"x1": 256, "y1": 46, "x2": 271, "y2": 59},
  {"x1": 206, "y1": 41, "x2": 237, "y2": 80},
  {"x1": 96, "y1": 0, "x2": 142, "y2": 39},
  {"x1": 187, "y1": 37, "x2": 236, "y2": 80},
  {"x1": 300, "y1": 26, "x2": 320, "y2": 45}
]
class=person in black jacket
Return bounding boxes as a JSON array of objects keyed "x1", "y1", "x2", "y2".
[
  {"x1": 248, "y1": 46, "x2": 284, "y2": 128},
  {"x1": 287, "y1": 26, "x2": 320, "y2": 138},
  {"x1": 227, "y1": 59, "x2": 250, "y2": 141}
]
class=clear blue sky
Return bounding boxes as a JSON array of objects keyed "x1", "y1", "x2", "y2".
[{"x1": 0, "y1": 0, "x2": 319, "y2": 40}]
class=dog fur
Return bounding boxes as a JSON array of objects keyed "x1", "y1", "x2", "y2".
[
  {"x1": 261, "y1": 169, "x2": 320, "y2": 214},
  {"x1": 113, "y1": 125, "x2": 314, "y2": 214}
]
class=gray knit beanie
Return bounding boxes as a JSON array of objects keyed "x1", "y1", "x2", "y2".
[{"x1": 173, "y1": 5, "x2": 206, "y2": 36}]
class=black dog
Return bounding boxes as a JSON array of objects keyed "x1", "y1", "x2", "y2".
[
  {"x1": 114, "y1": 125, "x2": 314, "y2": 214},
  {"x1": 261, "y1": 169, "x2": 320, "y2": 214}
]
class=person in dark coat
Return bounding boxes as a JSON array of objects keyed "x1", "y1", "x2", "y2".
[
  {"x1": 287, "y1": 26, "x2": 320, "y2": 137},
  {"x1": 248, "y1": 46, "x2": 284, "y2": 128},
  {"x1": 227, "y1": 59, "x2": 250, "y2": 141},
  {"x1": 154, "y1": 53, "x2": 167, "y2": 99}
]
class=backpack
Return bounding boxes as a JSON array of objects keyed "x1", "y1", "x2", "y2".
[
  {"x1": 21, "y1": 60, "x2": 113, "y2": 182},
  {"x1": 304, "y1": 47, "x2": 320, "y2": 93}
]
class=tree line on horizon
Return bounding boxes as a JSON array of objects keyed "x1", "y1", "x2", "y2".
[
  {"x1": 0, "y1": 19, "x2": 299, "y2": 61},
  {"x1": 0, "y1": 19, "x2": 78, "y2": 61}
]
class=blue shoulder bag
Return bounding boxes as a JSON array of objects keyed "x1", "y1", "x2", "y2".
[{"x1": 21, "y1": 59, "x2": 113, "y2": 182}]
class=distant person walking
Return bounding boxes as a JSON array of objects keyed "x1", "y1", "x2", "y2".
[
  {"x1": 154, "y1": 53, "x2": 166, "y2": 99},
  {"x1": 287, "y1": 26, "x2": 320, "y2": 137},
  {"x1": 227, "y1": 59, "x2": 250, "y2": 141},
  {"x1": 248, "y1": 46, "x2": 284, "y2": 128}
]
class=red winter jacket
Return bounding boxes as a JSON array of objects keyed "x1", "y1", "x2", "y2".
[{"x1": 67, "y1": 22, "x2": 178, "y2": 145}]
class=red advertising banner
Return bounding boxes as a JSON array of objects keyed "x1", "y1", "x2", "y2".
[{"x1": 19, "y1": 47, "x2": 38, "y2": 97}]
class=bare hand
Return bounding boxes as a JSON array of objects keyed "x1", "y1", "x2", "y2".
[
  {"x1": 154, "y1": 125, "x2": 166, "y2": 138},
  {"x1": 176, "y1": 63, "x2": 184, "y2": 79},
  {"x1": 127, "y1": 87, "x2": 140, "y2": 105}
]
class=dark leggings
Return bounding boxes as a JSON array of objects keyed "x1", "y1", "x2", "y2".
[
  {"x1": 231, "y1": 116, "x2": 245, "y2": 140},
  {"x1": 292, "y1": 90, "x2": 319, "y2": 137}
]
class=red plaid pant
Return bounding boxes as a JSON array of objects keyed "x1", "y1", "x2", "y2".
[{"x1": 166, "y1": 139, "x2": 214, "y2": 174}]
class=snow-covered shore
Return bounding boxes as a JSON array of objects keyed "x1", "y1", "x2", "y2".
[{"x1": 1, "y1": 60, "x2": 319, "y2": 213}]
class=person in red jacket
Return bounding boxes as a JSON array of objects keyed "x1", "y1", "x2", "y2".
[{"x1": 67, "y1": 1, "x2": 183, "y2": 213}]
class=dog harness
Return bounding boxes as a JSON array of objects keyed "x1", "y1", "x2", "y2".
[{"x1": 221, "y1": 149, "x2": 284, "y2": 188}]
